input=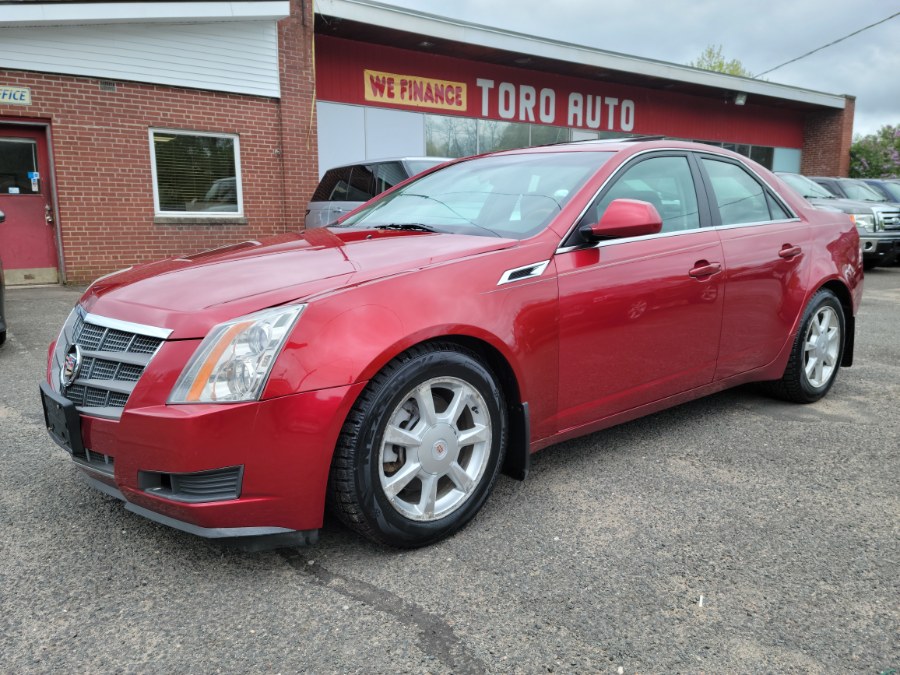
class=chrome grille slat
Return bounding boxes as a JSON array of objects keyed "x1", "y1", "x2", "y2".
[{"x1": 51, "y1": 307, "x2": 171, "y2": 421}]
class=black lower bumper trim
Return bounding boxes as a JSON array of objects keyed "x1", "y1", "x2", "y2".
[{"x1": 78, "y1": 472, "x2": 318, "y2": 547}]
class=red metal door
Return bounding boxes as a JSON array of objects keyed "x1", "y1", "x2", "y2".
[
  {"x1": 0, "y1": 125, "x2": 59, "y2": 284},
  {"x1": 555, "y1": 229, "x2": 725, "y2": 432}
]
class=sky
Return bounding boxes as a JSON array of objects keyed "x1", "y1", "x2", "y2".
[{"x1": 375, "y1": 0, "x2": 900, "y2": 138}]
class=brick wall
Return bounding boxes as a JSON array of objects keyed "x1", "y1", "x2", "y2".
[
  {"x1": 0, "y1": 0, "x2": 317, "y2": 284},
  {"x1": 800, "y1": 96, "x2": 855, "y2": 177}
]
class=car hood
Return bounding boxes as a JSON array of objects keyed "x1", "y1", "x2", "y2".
[
  {"x1": 805, "y1": 196, "x2": 878, "y2": 215},
  {"x1": 80, "y1": 227, "x2": 516, "y2": 338}
]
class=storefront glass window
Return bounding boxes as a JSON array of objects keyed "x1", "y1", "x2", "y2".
[
  {"x1": 425, "y1": 116, "x2": 477, "y2": 158},
  {"x1": 530, "y1": 125, "x2": 570, "y2": 146},
  {"x1": 150, "y1": 130, "x2": 242, "y2": 215}
]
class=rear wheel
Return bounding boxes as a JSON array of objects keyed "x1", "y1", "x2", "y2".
[
  {"x1": 328, "y1": 343, "x2": 507, "y2": 547},
  {"x1": 764, "y1": 289, "x2": 844, "y2": 403}
]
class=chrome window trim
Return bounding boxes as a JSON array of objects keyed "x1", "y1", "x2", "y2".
[
  {"x1": 82, "y1": 312, "x2": 173, "y2": 340},
  {"x1": 497, "y1": 260, "x2": 551, "y2": 285},
  {"x1": 555, "y1": 146, "x2": 800, "y2": 254},
  {"x1": 710, "y1": 217, "x2": 802, "y2": 232},
  {"x1": 556, "y1": 216, "x2": 805, "y2": 254}
]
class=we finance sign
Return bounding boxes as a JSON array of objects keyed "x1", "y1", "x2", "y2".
[{"x1": 364, "y1": 70, "x2": 467, "y2": 112}]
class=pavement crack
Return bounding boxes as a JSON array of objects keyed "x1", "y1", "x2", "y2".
[{"x1": 279, "y1": 549, "x2": 484, "y2": 673}]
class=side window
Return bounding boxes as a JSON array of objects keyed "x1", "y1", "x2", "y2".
[
  {"x1": 701, "y1": 158, "x2": 772, "y2": 225},
  {"x1": 580, "y1": 155, "x2": 701, "y2": 234},
  {"x1": 371, "y1": 162, "x2": 407, "y2": 195},
  {"x1": 311, "y1": 167, "x2": 351, "y2": 202},
  {"x1": 346, "y1": 166, "x2": 376, "y2": 201},
  {"x1": 766, "y1": 192, "x2": 791, "y2": 220}
]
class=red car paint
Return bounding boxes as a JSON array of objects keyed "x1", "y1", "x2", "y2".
[{"x1": 43, "y1": 141, "x2": 863, "y2": 544}]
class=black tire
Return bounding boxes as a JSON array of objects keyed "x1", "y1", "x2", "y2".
[
  {"x1": 328, "y1": 342, "x2": 507, "y2": 548},
  {"x1": 862, "y1": 260, "x2": 879, "y2": 271},
  {"x1": 764, "y1": 289, "x2": 845, "y2": 403},
  {"x1": 0, "y1": 330, "x2": 5, "y2": 347}
]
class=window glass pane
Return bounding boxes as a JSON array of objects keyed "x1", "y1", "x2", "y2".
[
  {"x1": 0, "y1": 139, "x2": 39, "y2": 194},
  {"x1": 478, "y1": 120, "x2": 530, "y2": 153},
  {"x1": 153, "y1": 132, "x2": 239, "y2": 213},
  {"x1": 749, "y1": 146, "x2": 774, "y2": 169},
  {"x1": 425, "y1": 115, "x2": 477, "y2": 158},
  {"x1": 766, "y1": 192, "x2": 790, "y2": 220},
  {"x1": 371, "y1": 162, "x2": 407, "y2": 194},
  {"x1": 877, "y1": 181, "x2": 900, "y2": 201},
  {"x1": 312, "y1": 167, "x2": 350, "y2": 201},
  {"x1": 702, "y1": 158, "x2": 771, "y2": 225},
  {"x1": 581, "y1": 156, "x2": 700, "y2": 233},
  {"x1": 346, "y1": 165, "x2": 376, "y2": 201},
  {"x1": 531, "y1": 125, "x2": 569, "y2": 146},
  {"x1": 340, "y1": 151, "x2": 612, "y2": 240},
  {"x1": 840, "y1": 180, "x2": 884, "y2": 202}
]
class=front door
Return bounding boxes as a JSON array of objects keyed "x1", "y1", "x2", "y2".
[
  {"x1": 555, "y1": 153, "x2": 724, "y2": 433},
  {"x1": 0, "y1": 125, "x2": 59, "y2": 284}
]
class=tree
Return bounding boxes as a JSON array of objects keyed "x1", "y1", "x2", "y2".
[
  {"x1": 849, "y1": 124, "x2": 900, "y2": 178},
  {"x1": 688, "y1": 44, "x2": 752, "y2": 77}
]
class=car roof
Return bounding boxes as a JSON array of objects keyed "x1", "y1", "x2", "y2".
[{"x1": 324, "y1": 157, "x2": 452, "y2": 171}]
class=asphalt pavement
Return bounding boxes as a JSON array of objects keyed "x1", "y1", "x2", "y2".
[{"x1": 0, "y1": 270, "x2": 898, "y2": 673}]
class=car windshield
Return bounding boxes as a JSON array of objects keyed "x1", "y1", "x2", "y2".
[
  {"x1": 337, "y1": 151, "x2": 611, "y2": 239},
  {"x1": 839, "y1": 179, "x2": 885, "y2": 202},
  {"x1": 874, "y1": 181, "x2": 900, "y2": 201},
  {"x1": 779, "y1": 173, "x2": 834, "y2": 199}
]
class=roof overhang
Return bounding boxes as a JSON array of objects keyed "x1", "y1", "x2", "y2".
[
  {"x1": 0, "y1": 1, "x2": 290, "y2": 26},
  {"x1": 315, "y1": 0, "x2": 847, "y2": 111}
]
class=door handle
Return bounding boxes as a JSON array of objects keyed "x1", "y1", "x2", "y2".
[
  {"x1": 45, "y1": 204, "x2": 54, "y2": 225},
  {"x1": 778, "y1": 244, "x2": 802, "y2": 259},
  {"x1": 689, "y1": 262, "x2": 722, "y2": 278}
]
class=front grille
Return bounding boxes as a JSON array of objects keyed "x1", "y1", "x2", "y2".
[
  {"x1": 72, "y1": 447, "x2": 115, "y2": 475},
  {"x1": 52, "y1": 308, "x2": 171, "y2": 420},
  {"x1": 139, "y1": 467, "x2": 243, "y2": 503},
  {"x1": 881, "y1": 210, "x2": 900, "y2": 230}
]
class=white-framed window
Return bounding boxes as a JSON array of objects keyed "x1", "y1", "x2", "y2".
[{"x1": 149, "y1": 128, "x2": 243, "y2": 217}]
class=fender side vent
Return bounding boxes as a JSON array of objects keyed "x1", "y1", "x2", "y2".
[{"x1": 498, "y1": 260, "x2": 550, "y2": 285}]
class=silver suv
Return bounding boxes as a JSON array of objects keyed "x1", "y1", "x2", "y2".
[{"x1": 306, "y1": 157, "x2": 449, "y2": 229}]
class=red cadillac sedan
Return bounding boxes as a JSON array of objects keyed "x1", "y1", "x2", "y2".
[{"x1": 41, "y1": 140, "x2": 863, "y2": 548}]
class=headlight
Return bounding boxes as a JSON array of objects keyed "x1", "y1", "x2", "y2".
[
  {"x1": 849, "y1": 213, "x2": 876, "y2": 233},
  {"x1": 168, "y1": 304, "x2": 305, "y2": 404}
]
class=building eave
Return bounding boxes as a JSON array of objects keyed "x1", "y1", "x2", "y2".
[
  {"x1": 0, "y1": 1, "x2": 290, "y2": 26},
  {"x1": 315, "y1": 0, "x2": 847, "y2": 110}
]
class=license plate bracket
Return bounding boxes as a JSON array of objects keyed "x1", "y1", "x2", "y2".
[{"x1": 40, "y1": 381, "x2": 84, "y2": 455}]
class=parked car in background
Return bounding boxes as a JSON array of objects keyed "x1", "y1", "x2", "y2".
[
  {"x1": 861, "y1": 178, "x2": 900, "y2": 206},
  {"x1": 810, "y1": 176, "x2": 900, "y2": 226},
  {"x1": 780, "y1": 173, "x2": 900, "y2": 269},
  {"x1": 0, "y1": 209, "x2": 6, "y2": 346},
  {"x1": 305, "y1": 157, "x2": 449, "y2": 228},
  {"x1": 41, "y1": 140, "x2": 862, "y2": 549}
]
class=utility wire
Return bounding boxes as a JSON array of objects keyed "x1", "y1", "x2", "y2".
[{"x1": 754, "y1": 10, "x2": 900, "y2": 77}]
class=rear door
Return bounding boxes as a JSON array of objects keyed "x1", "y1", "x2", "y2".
[
  {"x1": 0, "y1": 125, "x2": 59, "y2": 284},
  {"x1": 697, "y1": 155, "x2": 812, "y2": 379}
]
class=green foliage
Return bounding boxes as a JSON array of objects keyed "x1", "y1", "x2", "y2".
[
  {"x1": 688, "y1": 44, "x2": 752, "y2": 77},
  {"x1": 849, "y1": 124, "x2": 900, "y2": 178}
]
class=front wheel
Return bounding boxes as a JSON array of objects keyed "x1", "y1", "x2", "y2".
[
  {"x1": 765, "y1": 289, "x2": 845, "y2": 403},
  {"x1": 328, "y1": 343, "x2": 507, "y2": 547}
]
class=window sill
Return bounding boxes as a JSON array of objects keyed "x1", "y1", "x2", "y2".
[{"x1": 154, "y1": 216, "x2": 248, "y2": 226}]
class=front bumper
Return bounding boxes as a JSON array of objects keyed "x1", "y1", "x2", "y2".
[
  {"x1": 43, "y1": 379, "x2": 366, "y2": 542},
  {"x1": 860, "y1": 233, "x2": 900, "y2": 265}
]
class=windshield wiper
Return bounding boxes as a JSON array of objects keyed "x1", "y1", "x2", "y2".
[{"x1": 373, "y1": 223, "x2": 443, "y2": 233}]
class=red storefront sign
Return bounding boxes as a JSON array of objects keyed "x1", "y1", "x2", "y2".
[{"x1": 316, "y1": 36, "x2": 804, "y2": 148}]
